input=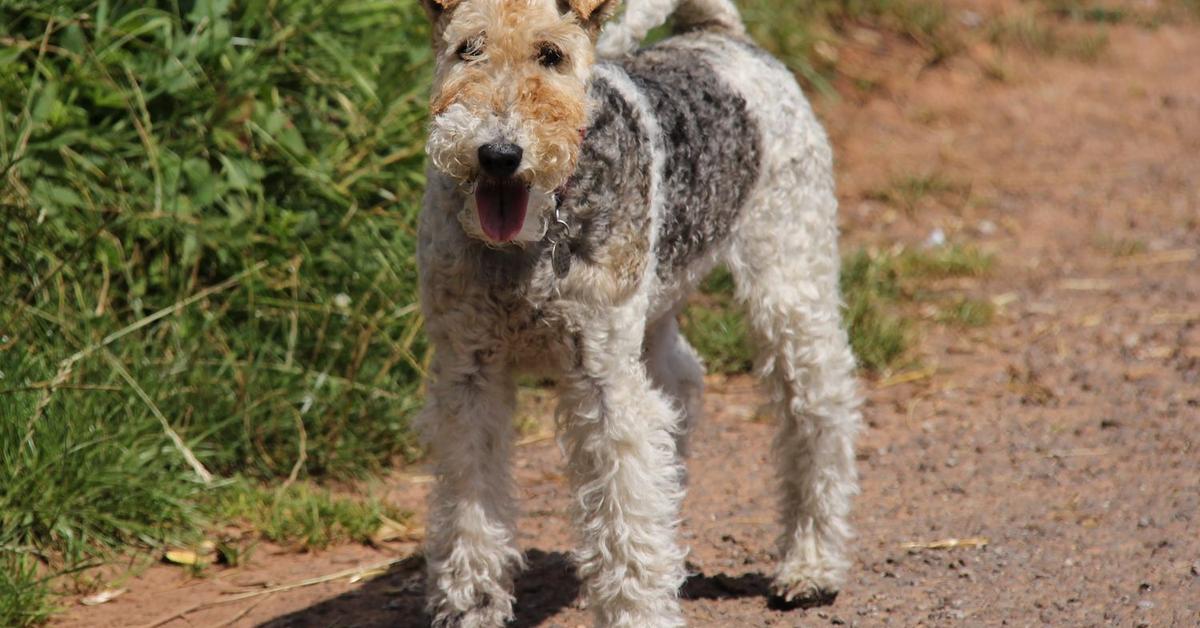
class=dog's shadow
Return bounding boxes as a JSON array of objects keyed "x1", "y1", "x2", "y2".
[{"x1": 259, "y1": 550, "x2": 832, "y2": 626}]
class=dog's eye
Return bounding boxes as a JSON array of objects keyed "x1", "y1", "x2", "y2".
[
  {"x1": 457, "y1": 36, "x2": 485, "y2": 61},
  {"x1": 537, "y1": 43, "x2": 565, "y2": 68}
]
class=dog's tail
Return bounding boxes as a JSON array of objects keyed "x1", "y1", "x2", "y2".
[{"x1": 596, "y1": 0, "x2": 746, "y2": 58}]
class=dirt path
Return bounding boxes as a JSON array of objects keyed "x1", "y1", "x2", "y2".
[{"x1": 59, "y1": 20, "x2": 1199, "y2": 628}]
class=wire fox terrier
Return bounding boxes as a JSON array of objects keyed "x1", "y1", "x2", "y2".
[{"x1": 415, "y1": 0, "x2": 862, "y2": 625}]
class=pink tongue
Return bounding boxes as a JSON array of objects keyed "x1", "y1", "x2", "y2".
[{"x1": 475, "y1": 179, "x2": 529, "y2": 242}]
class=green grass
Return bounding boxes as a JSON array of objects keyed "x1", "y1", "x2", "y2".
[
  {"x1": 896, "y1": 243, "x2": 995, "y2": 279},
  {"x1": 0, "y1": 556, "x2": 56, "y2": 628},
  {"x1": 2, "y1": 1, "x2": 430, "y2": 623},
  {"x1": 988, "y1": 14, "x2": 1111, "y2": 62},
  {"x1": 681, "y1": 270, "x2": 755, "y2": 374},
  {"x1": 866, "y1": 172, "x2": 968, "y2": 213},
  {"x1": 840, "y1": 249, "x2": 910, "y2": 371},
  {"x1": 1042, "y1": 0, "x2": 1129, "y2": 23},
  {"x1": 210, "y1": 480, "x2": 410, "y2": 550},
  {"x1": 936, "y1": 297, "x2": 996, "y2": 327}
]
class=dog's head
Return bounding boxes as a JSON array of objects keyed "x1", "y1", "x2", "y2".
[{"x1": 421, "y1": 0, "x2": 619, "y2": 244}]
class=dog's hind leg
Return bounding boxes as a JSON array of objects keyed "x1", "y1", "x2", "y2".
[
  {"x1": 560, "y1": 302, "x2": 688, "y2": 627},
  {"x1": 644, "y1": 313, "x2": 705, "y2": 460},
  {"x1": 726, "y1": 182, "x2": 863, "y2": 605},
  {"x1": 419, "y1": 349, "x2": 523, "y2": 628}
]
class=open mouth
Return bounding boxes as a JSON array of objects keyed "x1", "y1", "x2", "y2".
[{"x1": 474, "y1": 177, "x2": 530, "y2": 243}]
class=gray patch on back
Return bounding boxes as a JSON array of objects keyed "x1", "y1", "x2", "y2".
[
  {"x1": 621, "y1": 40, "x2": 763, "y2": 277},
  {"x1": 556, "y1": 73, "x2": 655, "y2": 279}
]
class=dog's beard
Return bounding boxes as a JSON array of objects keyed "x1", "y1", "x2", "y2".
[{"x1": 461, "y1": 182, "x2": 553, "y2": 245}]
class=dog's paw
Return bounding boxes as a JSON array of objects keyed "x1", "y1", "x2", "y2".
[
  {"x1": 430, "y1": 593, "x2": 515, "y2": 628},
  {"x1": 768, "y1": 560, "x2": 844, "y2": 610},
  {"x1": 767, "y1": 576, "x2": 839, "y2": 610}
]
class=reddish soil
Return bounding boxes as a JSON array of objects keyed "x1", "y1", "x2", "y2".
[{"x1": 58, "y1": 16, "x2": 1199, "y2": 628}]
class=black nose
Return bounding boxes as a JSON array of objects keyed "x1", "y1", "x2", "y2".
[{"x1": 478, "y1": 143, "x2": 523, "y2": 178}]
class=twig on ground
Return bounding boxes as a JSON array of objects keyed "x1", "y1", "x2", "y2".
[
  {"x1": 1114, "y1": 248, "x2": 1196, "y2": 268},
  {"x1": 877, "y1": 365, "x2": 937, "y2": 389},
  {"x1": 900, "y1": 537, "x2": 989, "y2": 550},
  {"x1": 137, "y1": 556, "x2": 410, "y2": 628},
  {"x1": 213, "y1": 596, "x2": 267, "y2": 628}
]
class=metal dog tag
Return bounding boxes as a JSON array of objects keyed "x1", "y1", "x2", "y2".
[
  {"x1": 551, "y1": 241, "x2": 572, "y2": 278},
  {"x1": 550, "y1": 205, "x2": 572, "y2": 279}
]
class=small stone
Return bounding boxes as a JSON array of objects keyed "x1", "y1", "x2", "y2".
[
  {"x1": 1137, "y1": 517, "x2": 1153, "y2": 528},
  {"x1": 1137, "y1": 600, "x2": 1154, "y2": 610},
  {"x1": 1191, "y1": 561, "x2": 1200, "y2": 577},
  {"x1": 959, "y1": 9, "x2": 984, "y2": 28}
]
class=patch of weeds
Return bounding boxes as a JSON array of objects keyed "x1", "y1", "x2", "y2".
[
  {"x1": 989, "y1": 14, "x2": 1059, "y2": 53},
  {"x1": 0, "y1": 366, "x2": 204, "y2": 570},
  {"x1": 1094, "y1": 235, "x2": 1148, "y2": 257},
  {"x1": 988, "y1": 14, "x2": 1111, "y2": 62},
  {"x1": 216, "y1": 539, "x2": 252, "y2": 568},
  {"x1": 209, "y1": 480, "x2": 409, "y2": 550},
  {"x1": 0, "y1": 555, "x2": 56, "y2": 628},
  {"x1": 897, "y1": 244, "x2": 994, "y2": 279},
  {"x1": 1042, "y1": 0, "x2": 1129, "y2": 23},
  {"x1": 936, "y1": 297, "x2": 996, "y2": 327},
  {"x1": 884, "y1": 0, "x2": 963, "y2": 61},
  {"x1": 1060, "y1": 31, "x2": 1110, "y2": 62},
  {"x1": 840, "y1": 251, "x2": 909, "y2": 371},
  {"x1": 683, "y1": 267, "x2": 755, "y2": 375},
  {"x1": 866, "y1": 173, "x2": 968, "y2": 213},
  {"x1": 682, "y1": 306, "x2": 756, "y2": 374}
]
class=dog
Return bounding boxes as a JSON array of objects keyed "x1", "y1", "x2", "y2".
[{"x1": 414, "y1": 0, "x2": 862, "y2": 625}]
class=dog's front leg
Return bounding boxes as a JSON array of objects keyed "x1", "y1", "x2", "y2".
[
  {"x1": 420, "y1": 349, "x2": 522, "y2": 628},
  {"x1": 559, "y1": 309, "x2": 688, "y2": 627}
]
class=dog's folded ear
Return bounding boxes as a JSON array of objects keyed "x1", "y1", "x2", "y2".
[
  {"x1": 420, "y1": 0, "x2": 460, "y2": 43},
  {"x1": 420, "y1": 0, "x2": 459, "y2": 16},
  {"x1": 559, "y1": 0, "x2": 621, "y2": 34}
]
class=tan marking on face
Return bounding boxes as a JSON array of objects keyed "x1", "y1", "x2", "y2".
[{"x1": 426, "y1": 0, "x2": 597, "y2": 190}]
